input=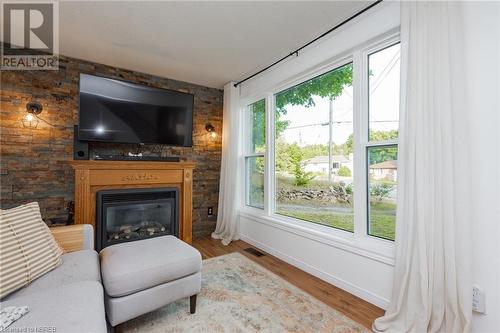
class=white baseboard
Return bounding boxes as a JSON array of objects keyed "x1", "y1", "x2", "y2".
[{"x1": 240, "y1": 234, "x2": 390, "y2": 310}]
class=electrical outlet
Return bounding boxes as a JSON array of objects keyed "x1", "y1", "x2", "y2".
[
  {"x1": 207, "y1": 207, "x2": 213, "y2": 216},
  {"x1": 472, "y1": 285, "x2": 486, "y2": 313}
]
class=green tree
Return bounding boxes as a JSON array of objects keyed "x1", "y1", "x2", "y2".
[
  {"x1": 252, "y1": 65, "x2": 354, "y2": 177},
  {"x1": 300, "y1": 144, "x2": 329, "y2": 160},
  {"x1": 275, "y1": 141, "x2": 292, "y2": 173},
  {"x1": 344, "y1": 130, "x2": 398, "y2": 164},
  {"x1": 250, "y1": 99, "x2": 266, "y2": 150},
  {"x1": 345, "y1": 134, "x2": 354, "y2": 154},
  {"x1": 250, "y1": 99, "x2": 290, "y2": 147},
  {"x1": 288, "y1": 144, "x2": 315, "y2": 186},
  {"x1": 369, "y1": 145, "x2": 398, "y2": 165},
  {"x1": 332, "y1": 142, "x2": 350, "y2": 156},
  {"x1": 276, "y1": 143, "x2": 345, "y2": 175},
  {"x1": 275, "y1": 63, "x2": 353, "y2": 137},
  {"x1": 275, "y1": 64, "x2": 353, "y2": 114},
  {"x1": 369, "y1": 129, "x2": 398, "y2": 142}
]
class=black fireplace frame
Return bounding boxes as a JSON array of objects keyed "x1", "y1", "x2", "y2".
[{"x1": 95, "y1": 187, "x2": 179, "y2": 251}]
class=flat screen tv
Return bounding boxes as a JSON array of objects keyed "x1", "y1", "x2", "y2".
[{"x1": 78, "y1": 74, "x2": 194, "y2": 146}]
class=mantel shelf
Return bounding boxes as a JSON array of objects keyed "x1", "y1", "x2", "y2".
[{"x1": 70, "y1": 160, "x2": 196, "y2": 170}]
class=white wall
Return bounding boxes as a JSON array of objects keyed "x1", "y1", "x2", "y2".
[
  {"x1": 240, "y1": 214, "x2": 394, "y2": 308},
  {"x1": 463, "y1": 2, "x2": 500, "y2": 332},
  {"x1": 237, "y1": 2, "x2": 500, "y2": 331}
]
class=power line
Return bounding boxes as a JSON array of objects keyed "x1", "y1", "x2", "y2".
[{"x1": 286, "y1": 120, "x2": 398, "y2": 130}]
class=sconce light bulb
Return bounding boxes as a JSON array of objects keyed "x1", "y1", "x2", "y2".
[
  {"x1": 25, "y1": 113, "x2": 34, "y2": 122},
  {"x1": 210, "y1": 131, "x2": 217, "y2": 139}
]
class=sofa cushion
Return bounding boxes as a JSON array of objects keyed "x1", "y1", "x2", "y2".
[
  {"x1": 100, "y1": 235, "x2": 202, "y2": 297},
  {"x1": 8, "y1": 250, "x2": 101, "y2": 299},
  {"x1": 0, "y1": 281, "x2": 106, "y2": 333},
  {"x1": 0, "y1": 202, "x2": 63, "y2": 299}
]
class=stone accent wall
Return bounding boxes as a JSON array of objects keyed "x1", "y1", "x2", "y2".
[{"x1": 0, "y1": 55, "x2": 223, "y2": 238}]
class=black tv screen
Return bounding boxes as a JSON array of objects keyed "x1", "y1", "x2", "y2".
[{"x1": 78, "y1": 74, "x2": 194, "y2": 146}]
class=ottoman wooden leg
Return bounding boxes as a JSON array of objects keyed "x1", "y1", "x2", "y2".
[{"x1": 190, "y1": 294, "x2": 197, "y2": 314}]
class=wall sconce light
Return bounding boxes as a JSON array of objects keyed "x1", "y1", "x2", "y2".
[
  {"x1": 205, "y1": 123, "x2": 217, "y2": 140},
  {"x1": 22, "y1": 101, "x2": 43, "y2": 128}
]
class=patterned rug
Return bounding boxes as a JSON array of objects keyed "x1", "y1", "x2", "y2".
[{"x1": 118, "y1": 252, "x2": 368, "y2": 333}]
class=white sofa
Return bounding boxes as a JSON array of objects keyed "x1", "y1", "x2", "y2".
[{"x1": 0, "y1": 225, "x2": 107, "y2": 333}]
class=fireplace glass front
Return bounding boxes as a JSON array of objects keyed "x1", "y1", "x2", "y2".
[{"x1": 96, "y1": 188, "x2": 178, "y2": 250}]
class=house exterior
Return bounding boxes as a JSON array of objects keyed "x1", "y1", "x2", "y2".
[
  {"x1": 304, "y1": 155, "x2": 353, "y2": 175},
  {"x1": 369, "y1": 159, "x2": 397, "y2": 181}
]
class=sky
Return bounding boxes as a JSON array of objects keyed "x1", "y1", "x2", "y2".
[{"x1": 279, "y1": 43, "x2": 400, "y2": 147}]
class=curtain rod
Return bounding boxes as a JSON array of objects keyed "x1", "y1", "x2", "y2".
[{"x1": 233, "y1": 0, "x2": 383, "y2": 88}]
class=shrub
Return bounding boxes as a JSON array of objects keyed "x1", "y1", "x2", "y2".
[
  {"x1": 370, "y1": 183, "x2": 394, "y2": 201},
  {"x1": 293, "y1": 165, "x2": 315, "y2": 186},
  {"x1": 345, "y1": 183, "x2": 353, "y2": 195},
  {"x1": 337, "y1": 166, "x2": 352, "y2": 177}
]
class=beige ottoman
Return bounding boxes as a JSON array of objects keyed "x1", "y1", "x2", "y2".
[{"x1": 99, "y1": 236, "x2": 202, "y2": 326}]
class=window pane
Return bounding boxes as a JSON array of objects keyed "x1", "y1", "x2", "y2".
[
  {"x1": 368, "y1": 43, "x2": 400, "y2": 141},
  {"x1": 367, "y1": 146, "x2": 398, "y2": 240},
  {"x1": 274, "y1": 63, "x2": 354, "y2": 232},
  {"x1": 248, "y1": 99, "x2": 266, "y2": 153},
  {"x1": 246, "y1": 156, "x2": 264, "y2": 209}
]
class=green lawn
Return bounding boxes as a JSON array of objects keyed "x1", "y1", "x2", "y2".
[
  {"x1": 277, "y1": 210, "x2": 355, "y2": 232},
  {"x1": 270, "y1": 176, "x2": 396, "y2": 240},
  {"x1": 368, "y1": 213, "x2": 396, "y2": 240},
  {"x1": 277, "y1": 201, "x2": 395, "y2": 240}
]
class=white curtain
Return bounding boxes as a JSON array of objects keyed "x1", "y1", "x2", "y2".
[
  {"x1": 212, "y1": 82, "x2": 241, "y2": 245},
  {"x1": 373, "y1": 2, "x2": 472, "y2": 332}
]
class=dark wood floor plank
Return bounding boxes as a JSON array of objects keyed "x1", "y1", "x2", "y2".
[{"x1": 192, "y1": 236, "x2": 384, "y2": 329}]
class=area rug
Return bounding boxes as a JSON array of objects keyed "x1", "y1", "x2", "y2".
[{"x1": 117, "y1": 252, "x2": 368, "y2": 333}]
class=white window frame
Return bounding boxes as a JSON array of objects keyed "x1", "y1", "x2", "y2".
[
  {"x1": 363, "y1": 38, "x2": 400, "y2": 242},
  {"x1": 240, "y1": 31, "x2": 400, "y2": 260},
  {"x1": 243, "y1": 98, "x2": 267, "y2": 211}
]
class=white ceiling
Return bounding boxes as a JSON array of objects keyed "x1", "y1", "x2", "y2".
[{"x1": 59, "y1": 1, "x2": 370, "y2": 89}]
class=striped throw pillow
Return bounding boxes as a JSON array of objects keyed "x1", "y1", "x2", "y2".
[{"x1": 0, "y1": 202, "x2": 63, "y2": 299}]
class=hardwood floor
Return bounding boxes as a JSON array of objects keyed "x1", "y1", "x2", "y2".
[{"x1": 193, "y1": 236, "x2": 384, "y2": 330}]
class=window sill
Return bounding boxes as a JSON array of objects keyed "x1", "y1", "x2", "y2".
[{"x1": 239, "y1": 207, "x2": 395, "y2": 266}]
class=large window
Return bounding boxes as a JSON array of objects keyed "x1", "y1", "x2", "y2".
[
  {"x1": 274, "y1": 63, "x2": 354, "y2": 232},
  {"x1": 243, "y1": 37, "x2": 400, "y2": 242},
  {"x1": 245, "y1": 99, "x2": 265, "y2": 209}
]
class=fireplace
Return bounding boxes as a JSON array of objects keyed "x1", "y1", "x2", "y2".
[{"x1": 96, "y1": 188, "x2": 179, "y2": 250}]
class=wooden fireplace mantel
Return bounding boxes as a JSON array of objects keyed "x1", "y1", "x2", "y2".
[{"x1": 70, "y1": 160, "x2": 195, "y2": 244}]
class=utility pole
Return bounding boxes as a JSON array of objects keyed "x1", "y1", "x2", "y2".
[{"x1": 328, "y1": 97, "x2": 334, "y2": 183}]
